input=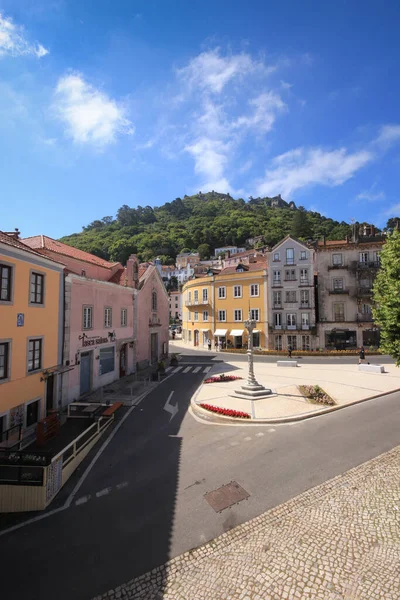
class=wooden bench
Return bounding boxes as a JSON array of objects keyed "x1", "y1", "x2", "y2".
[
  {"x1": 102, "y1": 402, "x2": 124, "y2": 417},
  {"x1": 358, "y1": 364, "x2": 385, "y2": 374},
  {"x1": 277, "y1": 360, "x2": 298, "y2": 368}
]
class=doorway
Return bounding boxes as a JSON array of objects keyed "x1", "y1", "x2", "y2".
[
  {"x1": 194, "y1": 330, "x2": 199, "y2": 346},
  {"x1": 150, "y1": 333, "x2": 158, "y2": 364},
  {"x1": 119, "y1": 344, "x2": 127, "y2": 378},
  {"x1": 80, "y1": 352, "x2": 92, "y2": 396},
  {"x1": 46, "y1": 375, "x2": 55, "y2": 413}
]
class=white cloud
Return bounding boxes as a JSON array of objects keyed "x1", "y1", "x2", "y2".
[
  {"x1": 256, "y1": 147, "x2": 373, "y2": 197},
  {"x1": 232, "y1": 92, "x2": 286, "y2": 133},
  {"x1": 280, "y1": 80, "x2": 293, "y2": 89},
  {"x1": 383, "y1": 203, "x2": 400, "y2": 216},
  {"x1": 184, "y1": 136, "x2": 231, "y2": 192},
  {"x1": 239, "y1": 159, "x2": 253, "y2": 174},
  {"x1": 0, "y1": 12, "x2": 49, "y2": 58},
  {"x1": 53, "y1": 73, "x2": 134, "y2": 147},
  {"x1": 374, "y1": 124, "x2": 400, "y2": 149},
  {"x1": 177, "y1": 47, "x2": 274, "y2": 94},
  {"x1": 355, "y1": 189, "x2": 385, "y2": 202}
]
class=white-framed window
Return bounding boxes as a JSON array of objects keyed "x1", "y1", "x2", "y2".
[
  {"x1": 300, "y1": 250, "x2": 308, "y2": 260},
  {"x1": 332, "y1": 253, "x2": 343, "y2": 266},
  {"x1": 274, "y1": 313, "x2": 282, "y2": 328},
  {"x1": 300, "y1": 290, "x2": 309, "y2": 305},
  {"x1": 287, "y1": 335, "x2": 297, "y2": 350},
  {"x1": 300, "y1": 268, "x2": 308, "y2": 284},
  {"x1": 373, "y1": 251, "x2": 381, "y2": 264},
  {"x1": 301, "y1": 335, "x2": 310, "y2": 351},
  {"x1": 83, "y1": 305, "x2": 93, "y2": 330},
  {"x1": 250, "y1": 284, "x2": 259, "y2": 297},
  {"x1": 301, "y1": 313, "x2": 310, "y2": 328},
  {"x1": 233, "y1": 285, "x2": 242, "y2": 298},
  {"x1": 275, "y1": 335, "x2": 282, "y2": 350},
  {"x1": 99, "y1": 347, "x2": 115, "y2": 376},
  {"x1": 287, "y1": 313, "x2": 296, "y2": 328},
  {"x1": 333, "y1": 278, "x2": 344, "y2": 290},
  {"x1": 286, "y1": 248, "x2": 295, "y2": 265},
  {"x1": 234, "y1": 309, "x2": 242, "y2": 321},
  {"x1": 359, "y1": 252, "x2": 369, "y2": 263},
  {"x1": 175, "y1": 296, "x2": 178, "y2": 301},
  {"x1": 104, "y1": 307, "x2": 112, "y2": 328},
  {"x1": 273, "y1": 252, "x2": 280, "y2": 262},
  {"x1": 285, "y1": 291, "x2": 296, "y2": 303},
  {"x1": 218, "y1": 286, "x2": 226, "y2": 299},
  {"x1": 250, "y1": 308, "x2": 259, "y2": 321},
  {"x1": 194, "y1": 312, "x2": 199, "y2": 321},
  {"x1": 361, "y1": 303, "x2": 371, "y2": 314},
  {"x1": 218, "y1": 310, "x2": 226, "y2": 321},
  {"x1": 273, "y1": 291, "x2": 282, "y2": 306},
  {"x1": 273, "y1": 270, "x2": 281, "y2": 282},
  {"x1": 188, "y1": 291, "x2": 192, "y2": 303},
  {"x1": 26, "y1": 398, "x2": 41, "y2": 428},
  {"x1": 121, "y1": 308, "x2": 127, "y2": 327},
  {"x1": 194, "y1": 290, "x2": 199, "y2": 302},
  {"x1": 203, "y1": 311, "x2": 209, "y2": 321},
  {"x1": 202, "y1": 288, "x2": 208, "y2": 301},
  {"x1": 333, "y1": 303, "x2": 345, "y2": 321},
  {"x1": 285, "y1": 269, "x2": 296, "y2": 281}
]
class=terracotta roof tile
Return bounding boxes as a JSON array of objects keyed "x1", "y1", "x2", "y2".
[
  {"x1": 219, "y1": 261, "x2": 267, "y2": 275},
  {"x1": 23, "y1": 235, "x2": 119, "y2": 269},
  {"x1": 0, "y1": 231, "x2": 64, "y2": 265},
  {"x1": 108, "y1": 267, "x2": 128, "y2": 285}
]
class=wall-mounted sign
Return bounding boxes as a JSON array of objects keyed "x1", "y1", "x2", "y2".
[
  {"x1": 17, "y1": 313, "x2": 24, "y2": 327},
  {"x1": 82, "y1": 336, "x2": 109, "y2": 347}
]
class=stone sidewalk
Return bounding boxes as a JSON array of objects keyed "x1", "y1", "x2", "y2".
[{"x1": 94, "y1": 445, "x2": 400, "y2": 600}]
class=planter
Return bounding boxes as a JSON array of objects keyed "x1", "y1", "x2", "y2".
[
  {"x1": 200, "y1": 403, "x2": 251, "y2": 419},
  {"x1": 204, "y1": 375, "x2": 243, "y2": 384}
]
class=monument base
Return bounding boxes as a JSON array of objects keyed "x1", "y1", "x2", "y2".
[{"x1": 231, "y1": 383, "x2": 275, "y2": 400}]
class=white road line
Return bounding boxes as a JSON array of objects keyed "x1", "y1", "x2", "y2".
[
  {"x1": 75, "y1": 495, "x2": 91, "y2": 506},
  {"x1": 268, "y1": 428, "x2": 276, "y2": 433},
  {"x1": 172, "y1": 366, "x2": 183, "y2": 374},
  {"x1": 116, "y1": 481, "x2": 129, "y2": 490},
  {"x1": 165, "y1": 366, "x2": 173, "y2": 372},
  {"x1": 182, "y1": 366, "x2": 192, "y2": 373},
  {"x1": 255, "y1": 432, "x2": 264, "y2": 437},
  {"x1": 203, "y1": 366, "x2": 211, "y2": 373},
  {"x1": 96, "y1": 487, "x2": 112, "y2": 498},
  {"x1": 193, "y1": 366, "x2": 201, "y2": 373},
  {"x1": 244, "y1": 436, "x2": 252, "y2": 442}
]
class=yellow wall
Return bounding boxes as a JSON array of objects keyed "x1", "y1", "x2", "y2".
[{"x1": 0, "y1": 249, "x2": 63, "y2": 425}]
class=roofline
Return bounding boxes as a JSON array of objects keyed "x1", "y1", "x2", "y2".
[
  {"x1": 0, "y1": 239, "x2": 65, "y2": 269},
  {"x1": 270, "y1": 235, "x2": 311, "y2": 252}
]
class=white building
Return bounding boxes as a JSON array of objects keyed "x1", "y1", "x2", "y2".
[
  {"x1": 213, "y1": 246, "x2": 246, "y2": 257},
  {"x1": 169, "y1": 291, "x2": 182, "y2": 321}
]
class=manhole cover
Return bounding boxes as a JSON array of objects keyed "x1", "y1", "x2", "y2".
[{"x1": 204, "y1": 481, "x2": 250, "y2": 512}]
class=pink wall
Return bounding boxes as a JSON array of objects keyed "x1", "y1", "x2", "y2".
[
  {"x1": 39, "y1": 249, "x2": 121, "y2": 281},
  {"x1": 136, "y1": 267, "x2": 169, "y2": 366}
]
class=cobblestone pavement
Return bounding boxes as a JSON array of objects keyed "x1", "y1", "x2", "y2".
[{"x1": 94, "y1": 446, "x2": 400, "y2": 600}]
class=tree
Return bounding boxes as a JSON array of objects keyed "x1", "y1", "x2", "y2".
[
  {"x1": 385, "y1": 217, "x2": 400, "y2": 234},
  {"x1": 291, "y1": 207, "x2": 312, "y2": 239},
  {"x1": 167, "y1": 276, "x2": 179, "y2": 291},
  {"x1": 197, "y1": 243, "x2": 211, "y2": 260},
  {"x1": 372, "y1": 230, "x2": 400, "y2": 364}
]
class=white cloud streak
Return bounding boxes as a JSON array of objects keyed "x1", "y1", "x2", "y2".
[
  {"x1": 355, "y1": 189, "x2": 385, "y2": 202},
  {"x1": 374, "y1": 124, "x2": 400, "y2": 149},
  {"x1": 53, "y1": 73, "x2": 134, "y2": 147},
  {"x1": 0, "y1": 12, "x2": 48, "y2": 58}
]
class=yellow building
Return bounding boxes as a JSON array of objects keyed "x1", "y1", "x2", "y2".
[
  {"x1": 182, "y1": 261, "x2": 268, "y2": 349},
  {"x1": 0, "y1": 231, "x2": 65, "y2": 444}
]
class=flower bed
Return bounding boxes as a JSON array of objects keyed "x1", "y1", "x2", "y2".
[
  {"x1": 299, "y1": 385, "x2": 336, "y2": 406},
  {"x1": 204, "y1": 374, "x2": 243, "y2": 384},
  {"x1": 221, "y1": 348, "x2": 381, "y2": 357},
  {"x1": 200, "y1": 403, "x2": 251, "y2": 419}
]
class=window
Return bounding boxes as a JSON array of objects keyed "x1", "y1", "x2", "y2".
[
  {"x1": 0, "y1": 342, "x2": 10, "y2": 380},
  {"x1": 152, "y1": 291, "x2": 157, "y2": 311},
  {"x1": 175, "y1": 304, "x2": 178, "y2": 309},
  {"x1": 202, "y1": 288, "x2": 208, "y2": 302},
  {"x1": 359, "y1": 252, "x2": 369, "y2": 264},
  {"x1": 333, "y1": 278, "x2": 344, "y2": 290},
  {"x1": 273, "y1": 291, "x2": 282, "y2": 306},
  {"x1": 194, "y1": 290, "x2": 199, "y2": 302},
  {"x1": 273, "y1": 252, "x2": 280, "y2": 262},
  {"x1": 285, "y1": 269, "x2": 296, "y2": 281},
  {"x1": 250, "y1": 309, "x2": 259, "y2": 321},
  {"x1": 300, "y1": 250, "x2": 308, "y2": 260},
  {"x1": 285, "y1": 291, "x2": 296, "y2": 303},
  {"x1": 301, "y1": 313, "x2": 310, "y2": 328},
  {"x1": 234, "y1": 309, "x2": 242, "y2": 321},
  {"x1": 218, "y1": 310, "x2": 226, "y2": 321},
  {"x1": 285, "y1": 248, "x2": 295, "y2": 265},
  {"x1": 300, "y1": 268, "x2": 308, "y2": 284},
  {"x1": 28, "y1": 339, "x2": 42, "y2": 372},
  {"x1": 274, "y1": 313, "x2": 282, "y2": 328},
  {"x1": 287, "y1": 335, "x2": 297, "y2": 350},
  {"x1": 121, "y1": 308, "x2": 127, "y2": 327},
  {"x1": 250, "y1": 284, "x2": 259, "y2": 297},
  {"x1": 273, "y1": 270, "x2": 281, "y2": 283},
  {"x1": 218, "y1": 287, "x2": 226, "y2": 299},
  {"x1": 287, "y1": 314, "x2": 296, "y2": 328},
  {"x1": 175, "y1": 296, "x2": 178, "y2": 301},
  {"x1": 188, "y1": 291, "x2": 192, "y2": 303},
  {"x1": 104, "y1": 307, "x2": 112, "y2": 328},
  {"x1": 332, "y1": 253, "x2": 343, "y2": 266},
  {"x1": 0, "y1": 264, "x2": 12, "y2": 302},
  {"x1": 275, "y1": 335, "x2": 282, "y2": 350},
  {"x1": 301, "y1": 335, "x2": 310, "y2": 351},
  {"x1": 26, "y1": 399, "x2": 40, "y2": 428},
  {"x1": 30, "y1": 272, "x2": 44, "y2": 304},
  {"x1": 99, "y1": 347, "x2": 115, "y2": 376},
  {"x1": 373, "y1": 251, "x2": 381, "y2": 264},
  {"x1": 188, "y1": 330, "x2": 192, "y2": 342},
  {"x1": 203, "y1": 311, "x2": 209, "y2": 321},
  {"x1": 233, "y1": 285, "x2": 242, "y2": 298},
  {"x1": 194, "y1": 312, "x2": 199, "y2": 321},
  {"x1": 83, "y1": 306, "x2": 93, "y2": 329},
  {"x1": 361, "y1": 303, "x2": 371, "y2": 314},
  {"x1": 333, "y1": 303, "x2": 345, "y2": 321}
]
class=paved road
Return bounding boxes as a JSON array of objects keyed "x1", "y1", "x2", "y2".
[{"x1": 1, "y1": 352, "x2": 400, "y2": 600}]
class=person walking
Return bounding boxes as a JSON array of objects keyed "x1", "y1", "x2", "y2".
[
  {"x1": 358, "y1": 346, "x2": 369, "y2": 365},
  {"x1": 207, "y1": 339, "x2": 212, "y2": 351},
  {"x1": 288, "y1": 345, "x2": 292, "y2": 359}
]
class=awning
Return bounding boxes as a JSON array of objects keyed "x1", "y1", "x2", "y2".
[
  {"x1": 214, "y1": 329, "x2": 228, "y2": 336},
  {"x1": 253, "y1": 330, "x2": 260, "y2": 333},
  {"x1": 230, "y1": 329, "x2": 244, "y2": 336},
  {"x1": 200, "y1": 328, "x2": 210, "y2": 332}
]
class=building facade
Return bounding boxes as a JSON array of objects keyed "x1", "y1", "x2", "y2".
[
  {"x1": 316, "y1": 227, "x2": 384, "y2": 349},
  {"x1": 213, "y1": 246, "x2": 246, "y2": 258},
  {"x1": 169, "y1": 290, "x2": 182, "y2": 322},
  {"x1": 176, "y1": 252, "x2": 200, "y2": 269},
  {"x1": 0, "y1": 231, "x2": 64, "y2": 443},
  {"x1": 267, "y1": 236, "x2": 316, "y2": 351}
]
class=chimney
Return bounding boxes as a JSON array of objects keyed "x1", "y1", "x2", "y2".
[
  {"x1": 5, "y1": 228, "x2": 20, "y2": 240},
  {"x1": 126, "y1": 254, "x2": 139, "y2": 289}
]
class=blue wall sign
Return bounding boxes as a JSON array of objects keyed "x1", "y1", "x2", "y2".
[{"x1": 17, "y1": 313, "x2": 25, "y2": 327}]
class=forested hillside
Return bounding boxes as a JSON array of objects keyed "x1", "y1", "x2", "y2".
[{"x1": 60, "y1": 192, "x2": 355, "y2": 264}]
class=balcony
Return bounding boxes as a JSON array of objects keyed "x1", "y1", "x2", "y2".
[
  {"x1": 273, "y1": 324, "x2": 282, "y2": 330},
  {"x1": 300, "y1": 302, "x2": 310, "y2": 308},
  {"x1": 299, "y1": 279, "x2": 311, "y2": 287},
  {"x1": 329, "y1": 288, "x2": 350, "y2": 295},
  {"x1": 356, "y1": 313, "x2": 373, "y2": 322},
  {"x1": 272, "y1": 281, "x2": 282, "y2": 288},
  {"x1": 356, "y1": 261, "x2": 380, "y2": 270},
  {"x1": 185, "y1": 298, "x2": 209, "y2": 307},
  {"x1": 273, "y1": 303, "x2": 282, "y2": 309},
  {"x1": 284, "y1": 278, "x2": 297, "y2": 282},
  {"x1": 328, "y1": 264, "x2": 348, "y2": 270},
  {"x1": 357, "y1": 287, "x2": 373, "y2": 298}
]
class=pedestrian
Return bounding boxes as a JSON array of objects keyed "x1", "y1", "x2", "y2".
[
  {"x1": 288, "y1": 345, "x2": 292, "y2": 359},
  {"x1": 218, "y1": 339, "x2": 222, "y2": 352},
  {"x1": 358, "y1": 346, "x2": 369, "y2": 365},
  {"x1": 207, "y1": 339, "x2": 212, "y2": 351}
]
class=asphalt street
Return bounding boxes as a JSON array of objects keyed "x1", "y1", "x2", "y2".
[{"x1": 1, "y1": 352, "x2": 400, "y2": 600}]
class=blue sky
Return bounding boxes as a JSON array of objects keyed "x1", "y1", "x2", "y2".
[{"x1": 1, "y1": 0, "x2": 400, "y2": 238}]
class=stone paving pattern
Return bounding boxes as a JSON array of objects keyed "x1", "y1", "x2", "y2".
[{"x1": 95, "y1": 445, "x2": 400, "y2": 600}]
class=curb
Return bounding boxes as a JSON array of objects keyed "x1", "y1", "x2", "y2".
[{"x1": 190, "y1": 386, "x2": 400, "y2": 426}]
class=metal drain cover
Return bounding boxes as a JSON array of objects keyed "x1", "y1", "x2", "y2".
[{"x1": 204, "y1": 481, "x2": 250, "y2": 512}]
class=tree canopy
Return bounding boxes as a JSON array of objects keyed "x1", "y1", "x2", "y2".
[{"x1": 60, "y1": 192, "x2": 355, "y2": 264}]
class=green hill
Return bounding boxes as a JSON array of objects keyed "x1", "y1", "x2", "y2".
[{"x1": 59, "y1": 192, "x2": 355, "y2": 264}]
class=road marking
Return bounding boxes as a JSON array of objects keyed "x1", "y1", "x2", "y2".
[
  {"x1": 193, "y1": 366, "x2": 202, "y2": 373},
  {"x1": 244, "y1": 436, "x2": 252, "y2": 442},
  {"x1": 268, "y1": 428, "x2": 276, "y2": 433},
  {"x1": 163, "y1": 391, "x2": 179, "y2": 421},
  {"x1": 116, "y1": 481, "x2": 129, "y2": 490},
  {"x1": 172, "y1": 366, "x2": 183, "y2": 374},
  {"x1": 203, "y1": 366, "x2": 211, "y2": 373},
  {"x1": 75, "y1": 495, "x2": 91, "y2": 506},
  {"x1": 182, "y1": 366, "x2": 192, "y2": 373},
  {"x1": 96, "y1": 487, "x2": 112, "y2": 498},
  {"x1": 165, "y1": 366, "x2": 173, "y2": 372},
  {"x1": 255, "y1": 432, "x2": 264, "y2": 437}
]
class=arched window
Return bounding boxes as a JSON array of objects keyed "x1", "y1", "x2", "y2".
[{"x1": 152, "y1": 291, "x2": 157, "y2": 311}]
